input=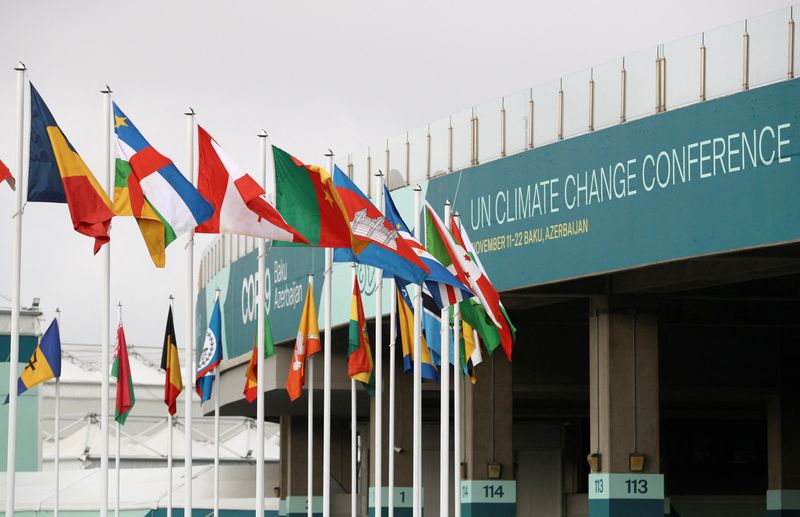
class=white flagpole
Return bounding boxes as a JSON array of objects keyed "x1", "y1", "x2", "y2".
[
  {"x1": 214, "y1": 366, "x2": 220, "y2": 517},
  {"x1": 54, "y1": 308, "x2": 61, "y2": 517},
  {"x1": 100, "y1": 84, "x2": 113, "y2": 517},
  {"x1": 257, "y1": 130, "x2": 271, "y2": 517},
  {"x1": 184, "y1": 108, "x2": 196, "y2": 517},
  {"x1": 5, "y1": 61, "x2": 25, "y2": 517},
  {"x1": 350, "y1": 265, "x2": 357, "y2": 517},
  {"x1": 322, "y1": 152, "x2": 334, "y2": 517},
  {"x1": 451, "y1": 214, "x2": 462, "y2": 517},
  {"x1": 439, "y1": 202, "x2": 451, "y2": 517},
  {"x1": 412, "y1": 186, "x2": 422, "y2": 517},
  {"x1": 307, "y1": 275, "x2": 315, "y2": 517},
  {"x1": 388, "y1": 277, "x2": 397, "y2": 517},
  {"x1": 115, "y1": 303, "x2": 122, "y2": 517},
  {"x1": 168, "y1": 295, "x2": 175, "y2": 517},
  {"x1": 374, "y1": 172, "x2": 384, "y2": 517}
]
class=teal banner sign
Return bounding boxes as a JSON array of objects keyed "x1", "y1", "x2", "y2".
[{"x1": 426, "y1": 79, "x2": 800, "y2": 291}]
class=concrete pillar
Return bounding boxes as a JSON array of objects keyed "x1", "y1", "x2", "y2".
[
  {"x1": 370, "y1": 348, "x2": 414, "y2": 516},
  {"x1": 767, "y1": 343, "x2": 800, "y2": 516},
  {"x1": 281, "y1": 414, "x2": 324, "y2": 517},
  {"x1": 462, "y1": 352, "x2": 515, "y2": 517},
  {"x1": 588, "y1": 296, "x2": 663, "y2": 517}
]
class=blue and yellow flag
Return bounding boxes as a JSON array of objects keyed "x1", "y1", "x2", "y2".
[
  {"x1": 396, "y1": 285, "x2": 439, "y2": 382},
  {"x1": 4, "y1": 319, "x2": 62, "y2": 404}
]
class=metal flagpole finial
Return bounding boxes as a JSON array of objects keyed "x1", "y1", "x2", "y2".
[
  {"x1": 376, "y1": 169, "x2": 384, "y2": 177},
  {"x1": 413, "y1": 184, "x2": 422, "y2": 192},
  {"x1": 445, "y1": 199, "x2": 451, "y2": 207},
  {"x1": 324, "y1": 149, "x2": 334, "y2": 157},
  {"x1": 185, "y1": 107, "x2": 195, "y2": 117},
  {"x1": 258, "y1": 130, "x2": 268, "y2": 138},
  {"x1": 14, "y1": 61, "x2": 26, "y2": 71},
  {"x1": 101, "y1": 85, "x2": 112, "y2": 94},
  {"x1": 169, "y1": 294, "x2": 175, "y2": 307}
]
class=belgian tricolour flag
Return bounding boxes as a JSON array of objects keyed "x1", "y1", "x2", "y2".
[
  {"x1": 160, "y1": 306, "x2": 183, "y2": 416},
  {"x1": 4, "y1": 319, "x2": 61, "y2": 404}
]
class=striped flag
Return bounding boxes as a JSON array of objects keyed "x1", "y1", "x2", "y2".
[
  {"x1": 112, "y1": 311, "x2": 135, "y2": 425},
  {"x1": 348, "y1": 276, "x2": 374, "y2": 393},
  {"x1": 113, "y1": 103, "x2": 213, "y2": 238},
  {"x1": 196, "y1": 297, "x2": 223, "y2": 403},
  {"x1": 244, "y1": 311, "x2": 276, "y2": 403},
  {"x1": 395, "y1": 284, "x2": 439, "y2": 382},
  {"x1": 286, "y1": 280, "x2": 321, "y2": 401},
  {"x1": 3, "y1": 319, "x2": 61, "y2": 404},
  {"x1": 160, "y1": 306, "x2": 183, "y2": 416}
]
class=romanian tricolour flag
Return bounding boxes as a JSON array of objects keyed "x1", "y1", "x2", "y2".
[
  {"x1": 113, "y1": 135, "x2": 176, "y2": 268},
  {"x1": 3, "y1": 319, "x2": 61, "y2": 404},
  {"x1": 333, "y1": 167, "x2": 429, "y2": 284},
  {"x1": 396, "y1": 284, "x2": 439, "y2": 382},
  {"x1": 286, "y1": 280, "x2": 321, "y2": 401},
  {"x1": 160, "y1": 306, "x2": 183, "y2": 416},
  {"x1": 196, "y1": 297, "x2": 223, "y2": 403},
  {"x1": 27, "y1": 84, "x2": 113, "y2": 253},
  {"x1": 425, "y1": 203, "x2": 515, "y2": 361},
  {"x1": 196, "y1": 127, "x2": 308, "y2": 244},
  {"x1": 112, "y1": 311, "x2": 135, "y2": 425},
  {"x1": 244, "y1": 311, "x2": 276, "y2": 403},
  {"x1": 113, "y1": 103, "x2": 213, "y2": 239},
  {"x1": 348, "y1": 276, "x2": 374, "y2": 393},
  {"x1": 273, "y1": 147, "x2": 352, "y2": 248},
  {"x1": 0, "y1": 157, "x2": 15, "y2": 190},
  {"x1": 383, "y1": 186, "x2": 471, "y2": 309}
]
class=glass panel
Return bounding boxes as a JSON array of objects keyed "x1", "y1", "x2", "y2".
[
  {"x1": 503, "y1": 89, "x2": 528, "y2": 155},
  {"x1": 429, "y1": 116, "x2": 450, "y2": 177},
  {"x1": 705, "y1": 20, "x2": 745, "y2": 99},
  {"x1": 748, "y1": 7, "x2": 791, "y2": 88},
  {"x1": 476, "y1": 98, "x2": 502, "y2": 164},
  {"x1": 387, "y1": 135, "x2": 406, "y2": 189},
  {"x1": 562, "y1": 69, "x2": 590, "y2": 139},
  {"x1": 664, "y1": 33, "x2": 702, "y2": 110},
  {"x1": 451, "y1": 109, "x2": 471, "y2": 171},
  {"x1": 531, "y1": 79, "x2": 559, "y2": 147},
  {"x1": 407, "y1": 125, "x2": 429, "y2": 185},
  {"x1": 593, "y1": 58, "x2": 622, "y2": 130},
  {"x1": 624, "y1": 46, "x2": 657, "y2": 121}
]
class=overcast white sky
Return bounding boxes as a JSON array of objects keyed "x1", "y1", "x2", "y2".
[{"x1": 0, "y1": 0, "x2": 791, "y2": 351}]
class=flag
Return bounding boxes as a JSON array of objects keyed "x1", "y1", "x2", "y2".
[
  {"x1": 27, "y1": 84, "x2": 113, "y2": 253},
  {"x1": 395, "y1": 284, "x2": 439, "y2": 382},
  {"x1": 160, "y1": 306, "x2": 183, "y2": 416},
  {"x1": 244, "y1": 311, "x2": 276, "y2": 403},
  {"x1": 113, "y1": 103, "x2": 214, "y2": 238},
  {"x1": 112, "y1": 312, "x2": 135, "y2": 425},
  {"x1": 348, "y1": 277, "x2": 374, "y2": 392},
  {"x1": 286, "y1": 281, "x2": 321, "y2": 401},
  {"x1": 196, "y1": 127, "x2": 308, "y2": 244},
  {"x1": 113, "y1": 137, "x2": 176, "y2": 268},
  {"x1": 3, "y1": 319, "x2": 61, "y2": 404},
  {"x1": 425, "y1": 203, "x2": 515, "y2": 360},
  {"x1": 420, "y1": 286, "x2": 447, "y2": 367},
  {"x1": 196, "y1": 297, "x2": 223, "y2": 403},
  {"x1": 383, "y1": 186, "x2": 472, "y2": 309},
  {"x1": 272, "y1": 146, "x2": 352, "y2": 248},
  {"x1": 0, "y1": 158, "x2": 15, "y2": 190},
  {"x1": 333, "y1": 168, "x2": 429, "y2": 284},
  {"x1": 461, "y1": 317, "x2": 482, "y2": 384}
]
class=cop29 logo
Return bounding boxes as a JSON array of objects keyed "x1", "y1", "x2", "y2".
[{"x1": 241, "y1": 268, "x2": 271, "y2": 324}]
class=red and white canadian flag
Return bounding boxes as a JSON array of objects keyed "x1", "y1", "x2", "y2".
[{"x1": 195, "y1": 126, "x2": 308, "y2": 244}]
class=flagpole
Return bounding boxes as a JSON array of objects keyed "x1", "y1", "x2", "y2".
[
  {"x1": 257, "y1": 130, "x2": 269, "y2": 517},
  {"x1": 307, "y1": 273, "x2": 315, "y2": 517},
  {"x1": 388, "y1": 277, "x2": 397, "y2": 517},
  {"x1": 168, "y1": 295, "x2": 175, "y2": 517},
  {"x1": 451, "y1": 214, "x2": 462, "y2": 517},
  {"x1": 374, "y1": 172, "x2": 384, "y2": 517},
  {"x1": 322, "y1": 151, "x2": 334, "y2": 517},
  {"x1": 184, "y1": 108, "x2": 197, "y2": 517},
  {"x1": 5, "y1": 61, "x2": 25, "y2": 517},
  {"x1": 54, "y1": 308, "x2": 61, "y2": 517},
  {"x1": 412, "y1": 186, "x2": 422, "y2": 517},
  {"x1": 439, "y1": 201, "x2": 451, "y2": 517},
  {"x1": 350, "y1": 265, "x2": 357, "y2": 517},
  {"x1": 100, "y1": 84, "x2": 113, "y2": 517},
  {"x1": 115, "y1": 303, "x2": 122, "y2": 517},
  {"x1": 214, "y1": 365, "x2": 220, "y2": 517}
]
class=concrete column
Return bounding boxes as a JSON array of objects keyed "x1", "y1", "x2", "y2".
[
  {"x1": 588, "y1": 296, "x2": 663, "y2": 517},
  {"x1": 462, "y1": 352, "x2": 515, "y2": 517},
  {"x1": 370, "y1": 349, "x2": 414, "y2": 516},
  {"x1": 767, "y1": 343, "x2": 800, "y2": 516},
  {"x1": 281, "y1": 414, "x2": 324, "y2": 516}
]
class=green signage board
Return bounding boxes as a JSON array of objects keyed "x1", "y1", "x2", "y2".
[{"x1": 426, "y1": 79, "x2": 800, "y2": 291}]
